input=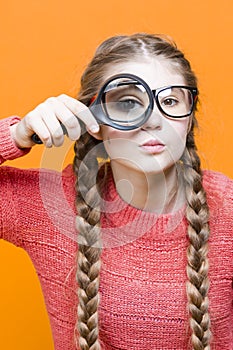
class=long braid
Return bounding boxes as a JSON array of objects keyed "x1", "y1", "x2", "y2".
[
  {"x1": 73, "y1": 128, "x2": 105, "y2": 350},
  {"x1": 181, "y1": 129, "x2": 211, "y2": 349}
]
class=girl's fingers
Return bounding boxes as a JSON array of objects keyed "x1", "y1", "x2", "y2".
[
  {"x1": 36, "y1": 104, "x2": 65, "y2": 147},
  {"x1": 57, "y1": 94, "x2": 100, "y2": 133},
  {"x1": 20, "y1": 110, "x2": 54, "y2": 148},
  {"x1": 15, "y1": 94, "x2": 99, "y2": 148},
  {"x1": 45, "y1": 97, "x2": 81, "y2": 141}
]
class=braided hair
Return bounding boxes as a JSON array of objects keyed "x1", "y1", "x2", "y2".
[{"x1": 73, "y1": 33, "x2": 211, "y2": 349}]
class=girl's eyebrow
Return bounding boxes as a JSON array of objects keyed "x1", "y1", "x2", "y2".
[{"x1": 105, "y1": 81, "x2": 146, "y2": 93}]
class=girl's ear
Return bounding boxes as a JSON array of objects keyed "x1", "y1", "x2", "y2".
[{"x1": 87, "y1": 127, "x2": 103, "y2": 140}]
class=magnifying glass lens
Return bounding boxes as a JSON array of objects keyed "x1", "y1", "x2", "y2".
[{"x1": 101, "y1": 78, "x2": 150, "y2": 128}]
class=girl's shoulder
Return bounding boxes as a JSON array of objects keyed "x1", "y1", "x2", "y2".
[
  {"x1": 203, "y1": 169, "x2": 233, "y2": 190},
  {"x1": 202, "y1": 169, "x2": 233, "y2": 215}
]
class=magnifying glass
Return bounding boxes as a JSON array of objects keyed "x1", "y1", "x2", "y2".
[
  {"x1": 31, "y1": 73, "x2": 154, "y2": 144},
  {"x1": 31, "y1": 73, "x2": 197, "y2": 144}
]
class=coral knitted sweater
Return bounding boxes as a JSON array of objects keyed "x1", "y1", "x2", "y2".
[{"x1": 0, "y1": 117, "x2": 233, "y2": 350}]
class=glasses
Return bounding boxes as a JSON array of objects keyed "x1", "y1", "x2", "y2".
[
  {"x1": 90, "y1": 73, "x2": 198, "y2": 130},
  {"x1": 31, "y1": 73, "x2": 198, "y2": 144}
]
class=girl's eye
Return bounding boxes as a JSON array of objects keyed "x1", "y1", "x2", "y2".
[
  {"x1": 161, "y1": 98, "x2": 179, "y2": 107},
  {"x1": 116, "y1": 99, "x2": 143, "y2": 111}
]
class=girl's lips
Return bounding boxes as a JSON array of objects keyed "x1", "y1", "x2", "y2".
[{"x1": 140, "y1": 139, "x2": 165, "y2": 154}]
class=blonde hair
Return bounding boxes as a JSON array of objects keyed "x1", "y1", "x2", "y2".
[{"x1": 73, "y1": 33, "x2": 211, "y2": 349}]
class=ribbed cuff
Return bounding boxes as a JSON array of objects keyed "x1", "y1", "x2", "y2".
[{"x1": 0, "y1": 116, "x2": 31, "y2": 163}]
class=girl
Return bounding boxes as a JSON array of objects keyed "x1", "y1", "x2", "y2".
[{"x1": 0, "y1": 33, "x2": 232, "y2": 350}]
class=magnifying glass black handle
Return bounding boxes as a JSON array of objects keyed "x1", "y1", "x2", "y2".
[
  {"x1": 31, "y1": 124, "x2": 67, "y2": 144},
  {"x1": 31, "y1": 133, "x2": 43, "y2": 144}
]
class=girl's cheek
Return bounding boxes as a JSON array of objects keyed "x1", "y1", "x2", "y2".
[
  {"x1": 101, "y1": 126, "x2": 135, "y2": 141},
  {"x1": 101, "y1": 126, "x2": 118, "y2": 140},
  {"x1": 167, "y1": 119, "x2": 190, "y2": 140}
]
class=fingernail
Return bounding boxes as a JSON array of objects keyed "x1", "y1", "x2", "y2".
[{"x1": 90, "y1": 125, "x2": 100, "y2": 133}]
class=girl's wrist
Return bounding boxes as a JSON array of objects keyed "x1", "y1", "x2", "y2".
[
  {"x1": 0, "y1": 116, "x2": 31, "y2": 162},
  {"x1": 9, "y1": 123, "x2": 22, "y2": 149}
]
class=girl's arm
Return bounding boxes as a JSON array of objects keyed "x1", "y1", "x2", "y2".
[
  {"x1": 0, "y1": 116, "x2": 32, "y2": 245},
  {"x1": 0, "y1": 116, "x2": 31, "y2": 165},
  {"x1": 0, "y1": 95, "x2": 100, "y2": 244}
]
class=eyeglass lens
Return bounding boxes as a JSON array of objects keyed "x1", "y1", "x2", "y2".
[{"x1": 157, "y1": 87, "x2": 193, "y2": 117}]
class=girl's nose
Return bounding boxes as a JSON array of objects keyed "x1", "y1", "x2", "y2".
[{"x1": 141, "y1": 104, "x2": 163, "y2": 130}]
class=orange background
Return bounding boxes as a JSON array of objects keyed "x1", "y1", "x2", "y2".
[{"x1": 0, "y1": 1, "x2": 232, "y2": 349}]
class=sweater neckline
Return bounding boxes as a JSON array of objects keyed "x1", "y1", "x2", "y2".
[{"x1": 100, "y1": 165, "x2": 187, "y2": 247}]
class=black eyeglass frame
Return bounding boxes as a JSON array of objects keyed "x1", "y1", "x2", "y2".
[{"x1": 89, "y1": 73, "x2": 198, "y2": 131}]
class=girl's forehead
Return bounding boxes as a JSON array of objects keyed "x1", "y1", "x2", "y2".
[{"x1": 104, "y1": 58, "x2": 185, "y2": 88}]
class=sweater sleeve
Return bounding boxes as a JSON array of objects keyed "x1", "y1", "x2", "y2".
[
  {"x1": 0, "y1": 116, "x2": 31, "y2": 245},
  {"x1": 0, "y1": 116, "x2": 30, "y2": 164},
  {"x1": 0, "y1": 168, "x2": 21, "y2": 246},
  {"x1": 224, "y1": 175, "x2": 233, "y2": 225}
]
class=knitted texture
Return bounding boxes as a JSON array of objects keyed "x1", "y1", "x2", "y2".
[{"x1": 0, "y1": 117, "x2": 233, "y2": 350}]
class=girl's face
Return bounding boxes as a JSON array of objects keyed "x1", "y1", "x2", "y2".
[{"x1": 93, "y1": 58, "x2": 191, "y2": 176}]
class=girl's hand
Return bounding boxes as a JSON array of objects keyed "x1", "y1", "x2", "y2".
[{"x1": 10, "y1": 94, "x2": 100, "y2": 148}]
